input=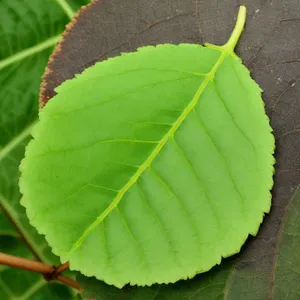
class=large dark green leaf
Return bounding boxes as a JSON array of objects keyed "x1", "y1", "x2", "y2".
[
  {"x1": 39, "y1": 0, "x2": 300, "y2": 299},
  {"x1": 0, "y1": 0, "x2": 90, "y2": 298},
  {"x1": 271, "y1": 186, "x2": 300, "y2": 299}
]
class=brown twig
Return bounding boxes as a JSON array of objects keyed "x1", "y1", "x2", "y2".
[
  {"x1": 0, "y1": 252, "x2": 52, "y2": 273},
  {"x1": 54, "y1": 261, "x2": 70, "y2": 276},
  {"x1": 0, "y1": 252, "x2": 81, "y2": 291},
  {"x1": 57, "y1": 275, "x2": 81, "y2": 290}
]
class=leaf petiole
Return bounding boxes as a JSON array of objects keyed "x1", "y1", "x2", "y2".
[
  {"x1": 224, "y1": 6, "x2": 247, "y2": 51},
  {"x1": 205, "y1": 5, "x2": 247, "y2": 52}
]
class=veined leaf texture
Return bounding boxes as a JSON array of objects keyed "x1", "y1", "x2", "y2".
[{"x1": 20, "y1": 6, "x2": 275, "y2": 288}]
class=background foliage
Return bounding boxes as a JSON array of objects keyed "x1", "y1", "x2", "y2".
[{"x1": 0, "y1": 0, "x2": 89, "y2": 298}]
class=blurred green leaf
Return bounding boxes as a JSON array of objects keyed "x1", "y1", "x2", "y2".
[
  {"x1": 271, "y1": 186, "x2": 300, "y2": 299},
  {"x1": 0, "y1": 0, "x2": 90, "y2": 298},
  {"x1": 0, "y1": 208, "x2": 18, "y2": 237}
]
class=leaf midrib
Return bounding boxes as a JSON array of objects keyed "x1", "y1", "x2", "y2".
[
  {"x1": 0, "y1": 35, "x2": 60, "y2": 71},
  {"x1": 0, "y1": 0, "x2": 75, "y2": 71},
  {"x1": 69, "y1": 47, "x2": 230, "y2": 254},
  {"x1": 54, "y1": 0, "x2": 75, "y2": 19}
]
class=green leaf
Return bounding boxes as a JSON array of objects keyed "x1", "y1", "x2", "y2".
[
  {"x1": 20, "y1": 6, "x2": 275, "y2": 287},
  {"x1": 0, "y1": 0, "x2": 90, "y2": 298},
  {"x1": 0, "y1": 209, "x2": 18, "y2": 237},
  {"x1": 270, "y1": 186, "x2": 300, "y2": 299}
]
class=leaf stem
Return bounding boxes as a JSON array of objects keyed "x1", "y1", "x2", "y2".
[
  {"x1": 0, "y1": 252, "x2": 81, "y2": 291},
  {"x1": 0, "y1": 252, "x2": 52, "y2": 273},
  {"x1": 223, "y1": 6, "x2": 247, "y2": 51}
]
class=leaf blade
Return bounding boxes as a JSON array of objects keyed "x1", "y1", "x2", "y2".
[{"x1": 21, "y1": 40, "x2": 275, "y2": 287}]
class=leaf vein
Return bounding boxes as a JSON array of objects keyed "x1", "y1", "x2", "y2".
[
  {"x1": 116, "y1": 207, "x2": 149, "y2": 273},
  {"x1": 33, "y1": 139, "x2": 159, "y2": 158},
  {"x1": 192, "y1": 109, "x2": 246, "y2": 217},
  {"x1": 212, "y1": 80, "x2": 257, "y2": 155},
  {"x1": 171, "y1": 137, "x2": 221, "y2": 232},
  {"x1": 0, "y1": 36, "x2": 60, "y2": 71},
  {"x1": 149, "y1": 167, "x2": 202, "y2": 246},
  {"x1": 54, "y1": 0, "x2": 75, "y2": 19},
  {"x1": 136, "y1": 182, "x2": 182, "y2": 268},
  {"x1": 52, "y1": 75, "x2": 196, "y2": 117},
  {"x1": 32, "y1": 184, "x2": 118, "y2": 222}
]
